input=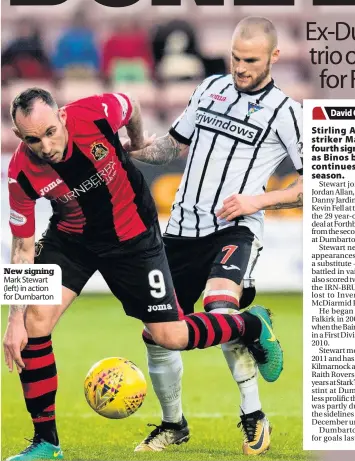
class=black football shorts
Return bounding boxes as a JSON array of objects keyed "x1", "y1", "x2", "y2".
[
  {"x1": 35, "y1": 223, "x2": 182, "y2": 323},
  {"x1": 163, "y1": 226, "x2": 262, "y2": 314}
]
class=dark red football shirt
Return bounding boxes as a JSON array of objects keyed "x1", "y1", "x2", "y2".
[{"x1": 8, "y1": 93, "x2": 157, "y2": 243}]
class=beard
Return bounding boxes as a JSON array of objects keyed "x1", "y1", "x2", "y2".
[{"x1": 233, "y1": 59, "x2": 271, "y2": 92}]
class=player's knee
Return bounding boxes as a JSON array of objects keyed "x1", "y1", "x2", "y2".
[
  {"x1": 149, "y1": 324, "x2": 187, "y2": 350},
  {"x1": 25, "y1": 306, "x2": 56, "y2": 336},
  {"x1": 151, "y1": 334, "x2": 184, "y2": 350},
  {"x1": 203, "y1": 291, "x2": 240, "y2": 313},
  {"x1": 142, "y1": 328, "x2": 181, "y2": 361}
]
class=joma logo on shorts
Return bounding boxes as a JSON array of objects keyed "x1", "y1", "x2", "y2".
[
  {"x1": 147, "y1": 304, "x2": 173, "y2": 312},
  {"x1": 40, "y1": 179, "x2": 63, "y2": 196}
]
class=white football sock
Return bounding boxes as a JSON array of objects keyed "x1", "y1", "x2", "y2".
[
  {"x1": 146, "y1": 342, "x2": 183, "y2": 424},
  {"x1": 209, "y1": 306, "x2": 261, "y2": 416},
  {"x1": 222, "y1": 341, "x2": 261, "y2": 415}
]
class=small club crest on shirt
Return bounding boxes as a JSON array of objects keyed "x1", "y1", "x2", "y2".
[
  {"x1": 91, "y1": 142, "x2": 109, "y2": 161},
  {"x1": 247, "y1": 102, "x2": 263, "y2": 116}
]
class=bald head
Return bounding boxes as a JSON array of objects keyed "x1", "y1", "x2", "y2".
[
  {"x1": 11, "y1": 87, "x2": 68, "y2": 164},
  {"x1": 230, "y1": 17, "x2": 279, "y2": 92},
  {"x1": 232, "y1": 17, "x2": 278, "y2": 52}
]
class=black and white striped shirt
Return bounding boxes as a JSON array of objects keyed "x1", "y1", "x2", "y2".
[{"x1": 166, "y1": 74, "x2": 302, "y2": 243}]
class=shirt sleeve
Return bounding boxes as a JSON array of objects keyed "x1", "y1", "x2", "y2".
[
  {"x1": 169, "y1": 76, "x2": 219, "y2": 146},
  {"x1": 8, "y1": 177, "x2": 36, "y2": 238},
  {"x1": 99, "y1": 93, "x2": 133, "y2": 132},
  {"x1": 275, "y1": 101, "x2": 303, "y2": 175}
]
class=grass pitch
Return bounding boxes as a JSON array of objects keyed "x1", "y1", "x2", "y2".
[{"x1": 1, "y1": 293, "x2": 310, "y2": 460}]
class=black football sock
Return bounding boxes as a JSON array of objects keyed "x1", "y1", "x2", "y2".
[
  {"x1": 183, "y1": 311, "x2": 254, "y2": 350},
  {"x1": 20, "y1": 335, "x2": 59, "y2": 446}
]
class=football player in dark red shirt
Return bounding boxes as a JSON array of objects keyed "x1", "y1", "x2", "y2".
[{"x1": 3, "y1": 88, "x2": 282, "y2": 461}]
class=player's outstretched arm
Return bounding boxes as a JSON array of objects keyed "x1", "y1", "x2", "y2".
[
  {"x1": 217, "y1": 175, "x2": 303, "y2": 221},
  {"x1": 3, "y1": 234, "x2": 35, "y2": 373},
  {"x1": 259, "y1": 175, "x2": 303, "y2": 210},
  {"x1": 130, "y1": 133, "x2": 189, "y2": 165}
]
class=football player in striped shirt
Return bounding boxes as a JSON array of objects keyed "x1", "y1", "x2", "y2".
[
  {"x1": 132, "y1": 16, "x2": 302, "y2": 456},
  {"x1": 3, "y1": 86, "x2": 283, "y2": 461}
]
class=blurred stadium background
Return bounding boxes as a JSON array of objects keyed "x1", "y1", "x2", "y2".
[
  {"x1": 1, "y1": 0, "x2": 307, "y2": 289},
  {"x1": 2, "y1": 1, "x2": 353, "y2": 459}
]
